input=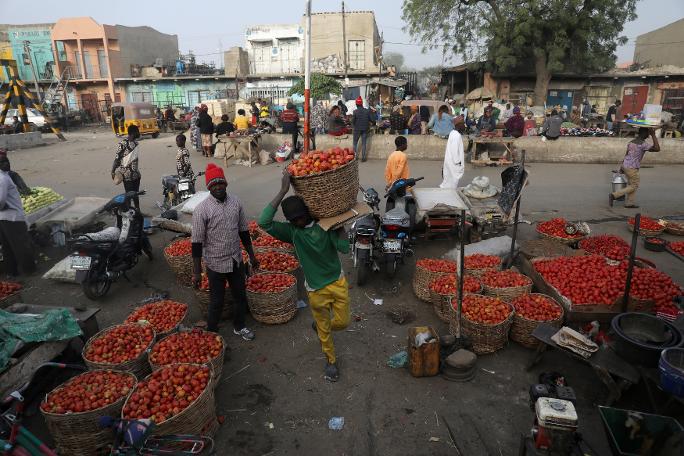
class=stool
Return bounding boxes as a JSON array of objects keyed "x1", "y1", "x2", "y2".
[{"x1": 442, "y1": 349, "x2": 477, "y2": 382}]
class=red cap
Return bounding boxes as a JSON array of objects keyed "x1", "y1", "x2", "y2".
[
  {"x1": 355, "y1": 96, "x2": 363, "y2": 105},
  {"x1": 205, "y1": 163, "x2": 226, "y2": 188}
]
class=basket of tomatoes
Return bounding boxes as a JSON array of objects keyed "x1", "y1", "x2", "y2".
[
  {"x1": 163, "y1": 237, "x2": 193, "y2": 286},
  {"x1": 536, "y1": 218, "x2": 588, "y2": 245},
  {"x1": 125, "y1": 300, "x2": 188, "y2": 339},
  {"x1": 664, "y1": 220, "x2": 684, "y2": 236},
  {"x1": 464, "y1": 254, "x2": 502, "y2": 277},
  {"x1": 454, "y1": 294, "x2": 515, "y2": 354},
  {"x1": 193, "y1": 272, "x2": 233, "y2": 321},
  {"x1": 82, "y1": 322, "x2": 156, "y2": 379},
  {"x1": 41, "y1": 370, "x2": 136, "y2": 456},
  {"x1": 122, "y1": 363, "x2": 217, "y2": 437},
  {"x1": 628, "y1": 216, "x2": 665, "y2": 237},
  {"x1": 510, "y1": 293, "x2": 564, "y2": 348},
  {"x1": 253, "y1": 233, "x2": 295, "y2": 253},
  {"x1": 255, "y1": 250, "x2": 300, "y2": 274},
  {"x1": 248, "y1": 220, "x2": 265, "y2": 241},
  {"x1": 578, "y1": 235, "x2": 630, "y2": 261},
  {"x1": 287, "y1": 147, "x2": 358, "y2": 219},
  {"x1": 481, "y1": 269, "x2": 533, "y2": 301},
  {"x1": 428, "y1": 274, "x2": 482, "y2": 323},
  {"x1": 246, "y1": 273, "x2": 297, "y2": 324},
  {"x1": 149, "y1": 329, "x2": 226, "y2": 387},
  {"x1": 413, "y1": 258, "x2": 458, "y2": 302}
]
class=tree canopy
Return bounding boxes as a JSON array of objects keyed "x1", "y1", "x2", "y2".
[
  {"x1": 384, "y1": 52, "x2": 406, "y2": 71},
  {"x1": 402, "y1": 0, "x2": 638, "y2": 105},
  {"x1": 288, "y1": 73, "x2": 342, "y2": 100}
]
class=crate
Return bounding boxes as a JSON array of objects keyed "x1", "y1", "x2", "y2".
[{"x1": 407, "y1": 326, "x2": 440, "y2": 377}]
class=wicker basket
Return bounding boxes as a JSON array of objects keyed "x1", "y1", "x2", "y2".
[
  {"x1": 482, "y1": 275, "x2": 533, "y2": 302},
  {"x1": 123, "y1": 364, "x2": 217, "y2": 437},
  {"x1": 464, "y1": 256, "x2": 502, "y2": 277},
  {"x1": 510, "y1": 294, "x2": 565, "y2": 349},
  {"x1": 290, "y1": 158, "x2": 359, "y2": 219},
  {"x1": 193, "y1": 287, "x2": 233, "y2": 320},
  {"x1": 149, "y1": 331, "x2": 227, "y2": 387},
  {"x1": 253, "y1": 240, "x2": 296, "y2": 254},
  {"x1": 246, "y1": 273, "x2": 298, "y2": 324},
  {"x1": 412, "y1": 261, "x2": 457, "y2": 302},
  {"x1": 163, "y1": 238, "x2": 193, "y2": 287},
  {"x1": 537, "y1": 229, "x2": 587, "y2": 246},
  {"x1": 457, "y1": 296, "x2": 515, "y2": 355},
  {"x1": 429, "y1": 276, "x2": 483, "y2": 323},
  {"x1": 41, "y1": 370, "x2": 136, "y2": 456},
  {"x1": 665, "y1": 221, "x2": 684, "y2": 236},
  {"x1": 628, "y1": 222, "x2": 665, "y2": 237},
  {"x1": 126, "y1": 300, "x2": 188, "y2": 340},
  {"x1": 82, "y1": 323, "x2": 156, "y2": 380}
]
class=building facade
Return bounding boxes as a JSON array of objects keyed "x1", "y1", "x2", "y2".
[
  {"x1": 634, "y1": 18, "x2": 684, "y2": 68},
  {"x1": 245, "y1": 24, "x2": 303, "y2": 75},
  {"x1": 6, "y1": 23, "x2": 55, "y2": 83},
  {"x1": 116, "y1": 76, "x2": 237, "y2": 107}
]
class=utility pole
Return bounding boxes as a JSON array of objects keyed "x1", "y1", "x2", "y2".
[
  {"x1": 23, "y1": 41, "x2": 42, "y2": 102},
  {"x1": 304, "y1": 0, "x2": 312, "y2": 154},
  {"x1": 341, "y1": 1, "x2": 348, "y2": 81}
]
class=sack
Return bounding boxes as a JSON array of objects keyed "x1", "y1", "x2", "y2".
[
  {"x1": 259, "y1": 149, "x2": 273, "y2": 166},
  {"x1": 42, "y1": 256, "x2": 78, "y2": 283},
  {"x1": 181, "y1": 191, "x2": 210, "y2": 214}
]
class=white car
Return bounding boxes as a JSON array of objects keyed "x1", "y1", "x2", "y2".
[{"x1": 3, "y1": 108, "x2": 47, "y2": 128}]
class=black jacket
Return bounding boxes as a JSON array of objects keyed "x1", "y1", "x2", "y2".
[
  {"x1": 215, "y1": 121, "x2": 235, "y2": 136},
  {"x1": 351, "y1": 106, "x2": 371, "y2": 131},
  {"x1": 419, "y1": 106, "x2": 430, "y2": 122},
  {"x1": 196, "y1": 112, "x2": 214, "y2": 134}
]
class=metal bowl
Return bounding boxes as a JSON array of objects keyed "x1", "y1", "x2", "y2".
[{"x1": 611, "y1": 313, "x2": 682, "y2": 366}]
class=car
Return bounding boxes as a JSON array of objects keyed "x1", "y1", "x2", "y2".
[{"x1": 3, "y1": 108, "x2": 48, "y2": 130}]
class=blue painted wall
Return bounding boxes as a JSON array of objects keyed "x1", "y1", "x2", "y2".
[
  {"x1": 8, "y1": 26, "x2": 55, "y2": 82},
  {"x1": 120, "y1": 79, "x2": 236, "y2": 107}
]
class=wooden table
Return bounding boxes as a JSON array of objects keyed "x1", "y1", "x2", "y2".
[
  {"x1": 472, "y1": 135, "x2": 516, "y2": 162},
  {"x1": 527, "y1": 323, "x2": 640, "y2": 405},
  {"x1": 216, "y1": 134, "x2": 261, "y2": 167}
]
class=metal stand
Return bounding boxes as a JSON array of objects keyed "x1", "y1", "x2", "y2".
[
  {"x1": 455, "y1": 208, "x2": 466, "y2": 337},
  {"x1": 506, "y1": 150, "x2": 526, "y2": 269},
  {"x1": 622, "y1": 213, "x2": 640, "y2": 312}
]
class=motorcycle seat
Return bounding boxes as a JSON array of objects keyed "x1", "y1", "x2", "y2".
[
  {"x1": 162, "y1": 175, "x2": 179, "y2": 188},
  {"x1": 78, "y1": 226, "x2": 121, "y2": 242}
]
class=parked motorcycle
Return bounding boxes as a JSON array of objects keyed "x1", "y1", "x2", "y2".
[
  {"x1": 381, "y1": 177, "x2": 423, "y2": 278},
  {"x1": 69, "y1": 190, "x2": 153, "y2": 300},
  {"x1": 161, "y1": 171, "x2": 204, "y2": 209},
  {"x1": 349, "y1": 185, "x2": 381, "y2": 286}
]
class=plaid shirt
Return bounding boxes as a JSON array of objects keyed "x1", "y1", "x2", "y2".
[{"x1": 191, "y1": 193, "x2": 248, "y2": 273}]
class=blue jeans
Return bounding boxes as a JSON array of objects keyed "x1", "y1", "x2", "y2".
[{"x1": 353, "y1": 129, "x2": 368, "y2": 161}]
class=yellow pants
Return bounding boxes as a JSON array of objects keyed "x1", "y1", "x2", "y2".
[{"x1": 308, "y1": 277, "x2": 350, "y2": 364}]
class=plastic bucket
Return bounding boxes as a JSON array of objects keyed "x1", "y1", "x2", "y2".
[{"x1": 659, "y1": 348, "x2": 684, "y2": 397}]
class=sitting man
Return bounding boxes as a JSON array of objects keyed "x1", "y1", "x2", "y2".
[
  {"x1": 476, "y1": 107, "x2": 496, "y2": 135},
  {"x1": 385, "y1": 136, "x2": 410, "y2": 190}
]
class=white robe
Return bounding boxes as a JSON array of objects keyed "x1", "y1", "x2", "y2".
[{"x1": 439, "y1": 129, "x2": 465, "y2": 189}]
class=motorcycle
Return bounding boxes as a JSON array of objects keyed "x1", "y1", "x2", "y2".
[
  {"x1": 69, "y1": 190, "x2": 153, "y2": 300},
  {"x1": 161, "y1": 171, "x2": 204, "y2": 209},
  {"x1": 381, "y1": 177, "x2": 423, "y2": 278},
  {"x1": 349, "y1": 186, "x2": 381, "y2": 286}
]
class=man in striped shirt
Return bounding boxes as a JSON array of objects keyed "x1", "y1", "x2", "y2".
[{"x1": 191, "y1": 163, "x2": 258, "y2": 339}]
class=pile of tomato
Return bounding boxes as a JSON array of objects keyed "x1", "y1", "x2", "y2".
[
  {"x1": 247, "y1": 273, "x2": 296, "y2": 293},
  {"x1": 84, "y1": 324, "x2": 155, "y2": 364},
  {"x1": 537, "y1": 218, "x2": 582, "y2": 239},
  {"x1": 416, "y1": 258, "x2": 457, "y2": 273},
  {"x1": 464, "y1": 254, "x2": 501, "y2": 270},
  {"x1": 122, "y1": 364, "x2": 210, "y2": 424},
  {"x1": 0, "y1": 281, "x2": 21, "y2": 299},
  {"x1": 622, "y1": 263, "x2": 682, "y2": 315},
  {"x1": 480, "y1": 270, "x2": 531, "y2": 289},
  {"x1": 248, "y1": 220, "x2": 261, "y2": 236},
  {"x1": 287, "y1": 148, "x2": 355, "y2": 177},
  {"x1": 253, "y1": 234, "x2": 293, "y2": 250},
  {"x1": 461, "y1": 294, "x2": 512, "y2": 325},
  {"x1": 150, "y1": 330, "x2": 223, "y2": 366},
  {"x1": 125, "y1": 300, "x2": 187, "y2": 333},
  {"x1": 579, "y1": 235, "x2": 630, "y2": 260},
  {"x1": 629, "y1": 216, "x2": 664, "y2": 232},
  {"x1": 41, "y1": 371, "x2": 135, "y2": 415},
  {"x1": 670, "y1": 241, "x2": 684, "y2": 257},
  {"x1": 164, "y1": 238, "x2": 191, "y2": 257},
  {"x1": 646, "y1": 237, "x2": 666, "y2": 245},
  {"x1": 512, "y1": 294, "x2": 563, "y2": 321},
  {"x1": 256, "y1": 251, "x2": 299, "y2": 272},
  {"x1": 429, "y1": 274, "x2": 482, "y2": 295}
]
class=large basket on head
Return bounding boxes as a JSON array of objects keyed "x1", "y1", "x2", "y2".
[
  {"x1": 510, "y1": 293, "x2": 565, "y2": 349},
  {"x1": 481, "y1": 272, "x2": 533, "y2": 302},
  {"x1": 193, "y1": 287, "x2": 233, "y2": 320},
  {"x1": 536, "y1": 229, "x2": 587, "y2": 246},
  {"x1": 123, "y1": 363, "x2": 217, "y2": 437},
  {"x1": 429, "y1": 275, "x2": 483, "y2": 323},
  {"x1": 149, "y1": 330, "x2": 227, "y2": 388},
  {"x1": 665, "y1": 221, "x2": 684, "y2": 236},
  {"x1": 163, "y1": 237, "x2": 193, "y2": 286},
  {"x1": 413, "y1": 259, "x2": 458, "y2": 302},
  {"x1": 82, "y1": 323, "x2": 156, "y2": 380},
  {"x1": 41, "y1": 370, "x2": 137, "y2": 456},
  {"x1": 628, "y1": 221, "x2": 666, "y2": 237},
  {"x1": 246, "y1": 273, "x2": 298, "y2": 324},
  {"x1": 454, "y1": 294, "x2": 515, "y2": 355},
  {"x1": 290, "y1": 158, "x2": 359, "y2": 219}
]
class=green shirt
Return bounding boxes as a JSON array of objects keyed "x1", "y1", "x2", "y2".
[{"x1": 258, "y1": 204, "x2": 349, "y2": 290}]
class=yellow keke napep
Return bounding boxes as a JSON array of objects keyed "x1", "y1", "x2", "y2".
[{"x1": 110, "y1": 102, "x2": 160, "y2": 137}]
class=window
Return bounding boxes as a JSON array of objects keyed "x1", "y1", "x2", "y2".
[
  {"x1": 348, "y1": 40, "x2": 365, "y2": 71},
  {"x1": 74, "y1": 51, "x2": 83, "y2": 78},
  {"x1": 131, "y1": 92, "x2": 153, "y2": 103},
  {"x1": 187, "y1": 90, "x2": 211, "y2": 106},
  {"x1": 97, "y1": 50, "x2": 108, "y2": 78},
  {"x1": 82, "y1": 50, "x2": 93, "y2": 79}
]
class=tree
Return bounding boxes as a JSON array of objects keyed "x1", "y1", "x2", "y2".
[
  {"x1": 384, "y1": 52, "x2": 405, "y2": 71},
  {"x1": 288, "y1": 73, "x2": 342, "y2": 100},
  {"x1": 402, "y1": 0, "x2": 637, "y2": 105}
]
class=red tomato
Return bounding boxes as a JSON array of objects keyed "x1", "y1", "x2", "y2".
[
  {"x1": 416, "y1": 258, "x2": 457, "y2": 273},
  {"x1": 41, "y1": 371, "x2": 135, "y2": 414}
]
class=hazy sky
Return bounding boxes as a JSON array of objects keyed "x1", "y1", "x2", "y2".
[{"x1": 1, "y1": 0, "x2": 682, "y2": 69}]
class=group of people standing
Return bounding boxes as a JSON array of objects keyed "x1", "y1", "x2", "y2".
[{"x1": 189, "y1": 104, "x2": 253, "y2": 156}]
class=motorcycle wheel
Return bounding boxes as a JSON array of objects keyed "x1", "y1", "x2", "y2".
[
  {"x1": 356, "y1": 249, "x2": 371, "y2": 286},
  {"x1": 82, "y1": 268, "x2": 111, "y2": 300},
  {"x1": 384, "y1": 253, "x2": 398, "y2": 279}
]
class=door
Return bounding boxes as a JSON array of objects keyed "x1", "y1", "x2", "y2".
[
  {"x1": 546, "y1": 90, "x2": 574, "y2": 109},
  {"x1": 252, "y1": 42, "x2": 270, "y2": 74},
  {"x1": 622, "y1": 86, "x2": 649, "y2": 116},
  {"x1": 279, "y1": 38, "x2": 299, "y2": 73},
  {"x1": 80, "y1": 93, "x2": 100, "y2": 122}
]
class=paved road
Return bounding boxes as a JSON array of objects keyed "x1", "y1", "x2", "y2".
[{"x1": 8, "y1": 129, "x2": 684, "y2": 455}]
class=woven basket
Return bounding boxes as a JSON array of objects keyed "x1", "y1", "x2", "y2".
[
  {"x1": 458, "y1": 296, "x2": 515, "y2": 355},
  {"x1": 246, "y1": 273, "x2": 298, "y2": 324},
  {"x1": 82, "y1": 323, "x2": 156, "y2": 380},
  {"x1": 126, "y1": 301, "x2": 188, "y2": 341},
  {"x1": 537, "y1": 230, "x2": 587, "y2": 246},
  {"x1": 255, "y1": 251, "x2": 300, "y2": 275},
  {"x1": 253, "y1": 241, "x2": 296, "y2": 254},
  {"x1": 412, "y1": 261, "x2": 456, "y2": 302},
  {"x1": 193, "y1": 287, "x2": 233, "y2": 320},
  {"x1": 290, "y1": 158, "x2": 359, "y2": 219},
  {"x1": 482, "y1": 277, "x2": 533, "y2": 302},
  {"x1": 123, "y1": 363, "x2": 217, "y2": 437},
  {"x1": 464, "y1": 257, "x2": 502, "y2": 277},
  {"x1": 665, "y1": 221, "x2": 684, "y2": 236},
  {"x1": 628, "y1": 222, "x2": 665, "y2": 237},
  {"x1": 429, "y1": 276, "x2": 483, "y2": 323},
  {"x1": 41, "y1": 370, "x2": 136, "y2": 456},
  {"x1": 149, "y1": 331, "x2": 226, "y2": 388},
  {"x1": 163, "y1": 238, "x2": 193, "y2": 286},
  {"x1": 510, "y1": 294, "x2": 565, "y2": 349}
]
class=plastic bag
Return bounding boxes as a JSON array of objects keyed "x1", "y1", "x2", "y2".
[
  {"x1": 181, "y1": 191, "x2": 210, "y2": 214},
  {"x1": 444, "y1": 235, "x2": 518, "y2": 270},
  {"x1": 259, "y1": 149, "x2": 273, "y2": 166},
  {"x1": 42, "y1": 256, "x2": 78, "y2": 283}
]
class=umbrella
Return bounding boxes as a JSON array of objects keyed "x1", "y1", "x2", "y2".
[{"x1": 466, "y1": 87, "x2": 495, "y2": 100}]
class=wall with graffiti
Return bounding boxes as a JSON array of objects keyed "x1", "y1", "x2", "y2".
[{"x1": 8, "y1": 25, "x2": 55, "y2": 82}]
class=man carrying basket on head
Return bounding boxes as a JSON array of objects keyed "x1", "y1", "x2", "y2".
[{"x1": 259, "y1": 173, "x2": 350, "y2": 382}]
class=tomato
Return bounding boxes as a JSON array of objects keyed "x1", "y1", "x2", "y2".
[
  {"x1": 164, "y1": 238, "x2": 192, "y2": 257},
  {"x1": 537, "y1": 218, "x2": 582, "y2": 239},
  {"x1": 125, "y1": 300, "x2": 187, "y2": 333},
  {"x1": 0, "y1": 281, "x2": 21, "y2": 299},
  {"x1": 287, "y1": 148, "x2": 356, "y2": 177},
  {"x1": 579, "y1": 235, "x2": 630, "y2": 260},
  {"x1": 480, "y1": 270, "x2": 531, "y2": 288},
  {"x1": 464, "y1": 254, "x2": 501, "y2": 270},
  {"x1": 255, "y1": 251, "x2": 299, "y2": 272},
  {"x1": 253, "y1": 234, "x2": 294, "y2": 250},
  {"x1": 512, "y1": 294, "x2": 562, "y2": 321},
  {"x1": 84, "y1": 323, "x2": 155, "y2": 364},
  {"x1": 671, "y1": 241, "x2": 684, "y2": 257},
  {"x1": 150, "y1": 329, "x2": 223, "y2": 366},
  {"x1": 628, "y1": 216, "x2": 664, "y2": 232},
  {"x1": 416, "y1": 258, "x2": 457, "y2": 273},
  {"x1": 246, "y1": 273, "x2": 296, "y2": 293},
  {"x1": 429, "y1": 274, "x2": 481, "y2": 295},
  {"x1": 41, "y1": 370, "x2": 135, "y2": 415},
  {"x1": 459, "y1": 294, "x2": 512, "y2": 325}
]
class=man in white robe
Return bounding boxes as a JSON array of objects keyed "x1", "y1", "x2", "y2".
[{"x1": 439, "y1": 116, "x2": 466, "y2": 189}]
